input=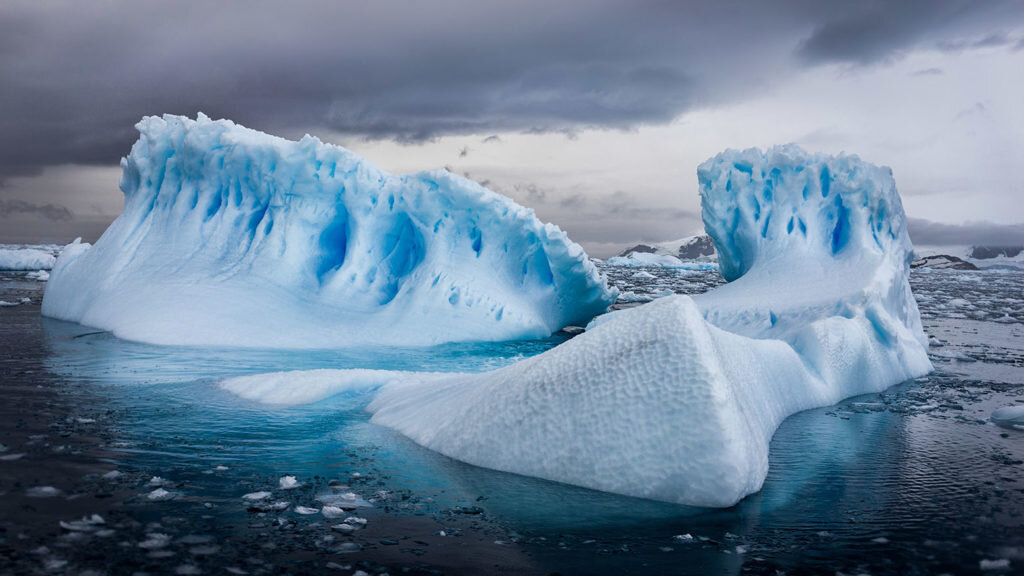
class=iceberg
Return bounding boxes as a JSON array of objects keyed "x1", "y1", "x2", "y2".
[
  {"x1": 0, "y1": 245, "x2": 58, "y2": 271},
  {"x1": 42, "y1": 114, "x2": 614, "y2": 347},
  {"x1": 359, "y1": 145, "x2": 932, "y2": 507}
]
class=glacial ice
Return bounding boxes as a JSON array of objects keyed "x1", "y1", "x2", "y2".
[
  {"x1": 221, "y1": 145, "x2": 932, "y2": 507},
  {"x1": 0, "y1": 245, "x2": 58, "y2": 271},
  {"x1": 365, "y1": 145, "x2": 932, "y2": 506},
  {"x1": 42, "y1": 114, "x2": 614, "y2": 347}
]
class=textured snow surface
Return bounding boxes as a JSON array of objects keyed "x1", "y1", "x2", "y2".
[
  {"x1": 42, "y1": 114, "x2": 614, "y2": 347},
  {"x1": 0, "y1": 246, "x2": 58, "y2": 270},
  {"x1": 365, "y1": 145, "x2": 932, "y2": 507}
]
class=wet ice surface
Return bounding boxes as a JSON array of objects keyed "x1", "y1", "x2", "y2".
[{"x1": 1, "y1": 265, "x2": 1023, "y2": 575}]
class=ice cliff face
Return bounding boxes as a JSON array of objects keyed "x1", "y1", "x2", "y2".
[
  {"x1": 42, "y1": 114, "x2": 615, "y2": 347},
  {"x1": 360, "y1": 145, "x2": 933, "y2": 507}
]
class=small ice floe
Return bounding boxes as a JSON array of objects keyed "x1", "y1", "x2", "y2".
[
  {"x1": 138, "y1": 533, "x2": 173, "y2": 549},
  {"x1": 344, "y1": 516, "x2": 367, "y2": 526},
  {"x1": 980, "y1": 558, "x2": 1011, "y2": 571},
  {"x1": 331, "y1": 523, "x2": 356, "y2": 534},
  {"x1": 278, "y1": 475, "x2": 301, "y2": 489},
  {"x1": 76, "y1": 417, "x2": 96, "y2": 424},
  {"x1": 102, "y1": 470, "x2": 121, "y2": 480},
  {"x1": 294, "y1": 506, "x2": 320, "y2": 515},
  {"x1": 214, "y1": 465, "x2": 229, "y2": 471},
  {"x1": 321, "y1": 506, "x2": 346, "y2": 519},
  {"x1": 0, "y1": 453, "x2": 25, "y2": 461},
  {"x1": 147, "y1": 488, "x2": 176, "y2": 501},
  {"x1": 26, "y1": 486, "x2": 62, "y2": 498},
  {"x1": 991, "y1": 406, "x2": 1024, "y2": 431},
  {"x1": 59, "y1": 514, "x2": 105, "y2": 532},
  {"x1": 335, "y1": 542, "x2": 361, "y2": 553},
  {"x1": 872, "y1": 536, "x2": 890, "y2": 544},
  {"x1": 315, "y1": 491, "x2": 370, "y2": 510},
  {"x1": 659, "y1": 546, "x2": 674, "y2": 552},
  {"x1": 632, "y1": 271, "x2": 656, "y2": 280},
  {"x1": 149, "y1": 476, "x2": 169, "y2": 486},
  {"x1": 42, "y1": 558, "x2": 68, "y2": 572},
  {"x1": 672, "y1": 534, "x2": 694, "y2": 543},
  {"x1": 27, "y1": 270, "x2": 50, "y2": 281},
  {"x1": 242, "y1": 491, "x2": 272, "y2": 501},
  {"x1": 0, "y1": 300, "x2": 18, "y2": 307}
]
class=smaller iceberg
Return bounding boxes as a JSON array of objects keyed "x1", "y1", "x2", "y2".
[
  {"x1": 0, "y1": 245, "x2": 59, "y2": 271},
  {"x1": 42, "y1": 115, "x2": 615, "y2": 347},
  {"x1": 362, "y1": 145, "x2": 933, "y2": 507}
]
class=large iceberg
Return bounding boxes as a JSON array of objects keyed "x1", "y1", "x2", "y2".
[
  {"x1": 42, "y1": 114, "x2": 614, "y2": 347},
  {"x1": 229, "y1": 145, "x2": 933, "y2": 507}
]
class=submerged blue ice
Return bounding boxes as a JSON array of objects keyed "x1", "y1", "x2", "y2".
[{"x1": 42, "y1": 114, "x2": 615, "y2": 347}]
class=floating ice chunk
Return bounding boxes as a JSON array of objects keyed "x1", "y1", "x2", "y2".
[
  {"x1": 242, "y1": 491, "x2": 272, "y2": 501},
  {"x1": 673, "y1": 534, "x2": 694, "y2": 542},
  {"x1": 59, "y1": 515, "x2": 105, "y2": 532},
  {"x1": 278, "y1": 475, "x2": 301, "y2": 490},
  {"x1": 148, "y1": 476, "x2": 169, "y2": 486},
  {"x1": 991, "y1": 406, "x2": 1024, "y2": 430},
  {"x1": 101, "y1": 470, "x2": 122, "y2": 480},
  {"x1": 321, "y1": 506, "x2": 347, "y2": 519},
  {"x1": 0, "y1": 453, "x2": 25, "y2": 461},
  {"x1": 42, "y1": 114, "x2": 614, "y2": 348},
  {"x1": 365, "y1": 145, "x2": 932, "y2": 507},
  {"x1": 147, "y1": 488, "x2": 175, "y2": 501},
  {"x1": 138, "y1": 533, "x2": 172, "y2": 549},
  {"x1": 0, "y1": 301, "x2": 18, "y2": 307},
  {"x1": 27, "y1": 270, "x2": 50, "y2": 281},
  {"x1": 980, "y1": 559, "x2": 1011, "y2": 571},
  {"x1": 26, "y1": 486, "x2": 62, "y2": 498},
  {"x1": 294, "y1": 506, "x2": 320, "y2": 515}
]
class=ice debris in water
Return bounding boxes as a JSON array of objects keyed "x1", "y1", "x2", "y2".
[
  {"x1": 147, "y1": 488, "x2": 175, "y2": 501},
  {"x1": 278, "y1": 475, "x2": 301, "y2": 489},
  {"x1": 991, "y1": 405, "x2": 1024, "y2": 430},
  {"x1": 138, "y1": 533, "x2": 173, "y2": 549},
  {"x1": 295, "y1": 506, "x2": 320, "y2": 515},
  {"x1": 980, "y1": 559, "x2": 1011, "y2": 571},
  {"x1": 41, "y1": 114, "x2": 614, "y2": 348},
  {"x1": 26, "y1": 486, "x2": 62, "y2": 498},
  {"x1": 241, "y1": 491, "x2": 272, "y2": 502},
  {"x1": 59, "y1": 515, "x2": 105, "y2": 532}
]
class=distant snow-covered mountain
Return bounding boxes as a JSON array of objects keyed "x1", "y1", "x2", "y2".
[
  {"x1": 617, "y1": 234, "x2": 716, "y2": 261},
  {"x1": 914, "y1": 245, "x2": 1024, "y2": 270}
]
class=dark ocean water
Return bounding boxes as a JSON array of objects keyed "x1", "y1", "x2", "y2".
[{"x1": 1, "y1": 263, "x2": 1023, "y2": 575}]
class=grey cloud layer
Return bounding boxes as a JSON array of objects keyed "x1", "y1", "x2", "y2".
[
  {"x1": 2, "y1": 0, "x2": 1022, "y2": 180},
  {"x1": 908, "y1": 218, "x2": 1024, "y2": 246}
]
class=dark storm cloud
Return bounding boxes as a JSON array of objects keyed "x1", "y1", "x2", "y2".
[
  {"x1": 797, "y1": 0, "x2": 1024, "y2": 65},
  {"x1": 0, "y1": 199, "x2": 73, "y2": 221},
  {"x1": 908, "y1": 218, "x2": 1024, "y2": 246},
  {"x1": 1, "y1": 0, "x2": 1022, "y2": 180}
]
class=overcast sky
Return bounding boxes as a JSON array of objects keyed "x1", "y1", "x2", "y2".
[{"x1": 1, "y1": 0, "x2": 1022, "y2": 256}]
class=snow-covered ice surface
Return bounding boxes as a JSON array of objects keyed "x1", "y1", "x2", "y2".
[
  {"x1": 42, "y1": 114, "x2": 614, "y2": 347},
  {"x1": 358, "y1": 145, "x2": 933, "y2": 506}
]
